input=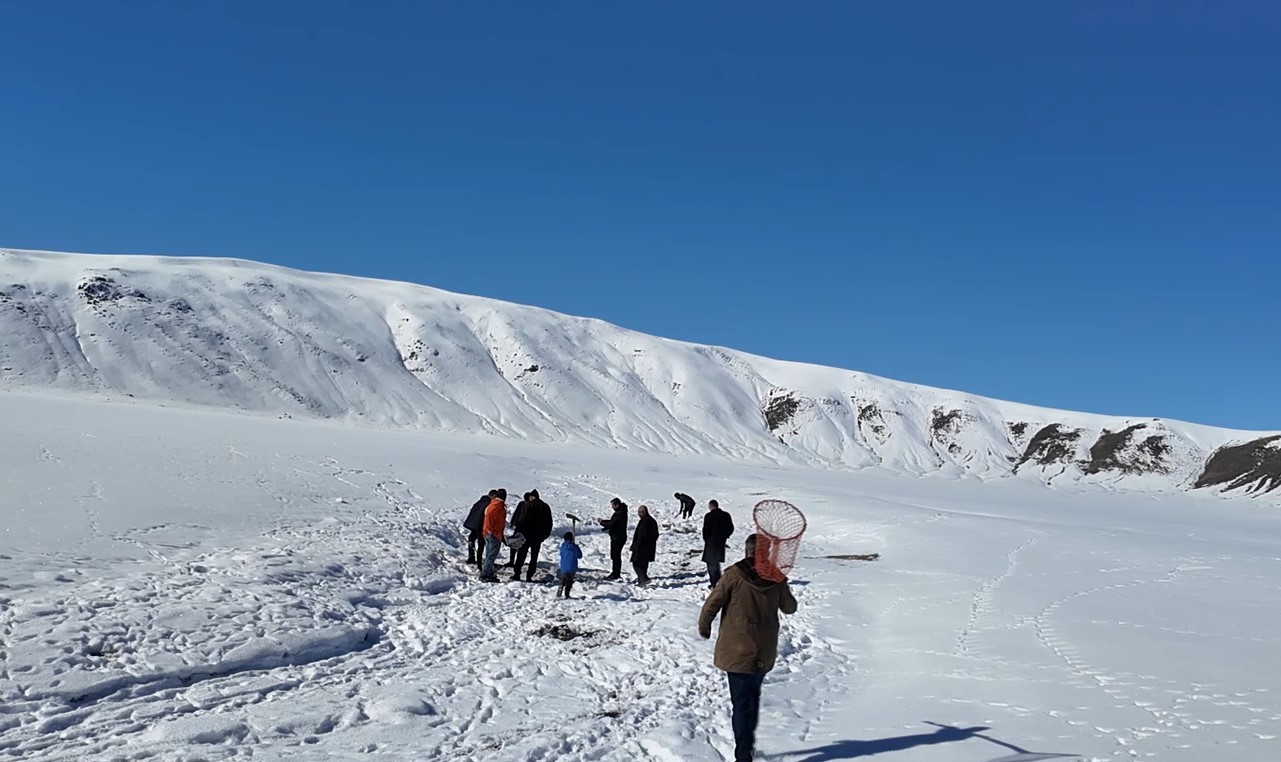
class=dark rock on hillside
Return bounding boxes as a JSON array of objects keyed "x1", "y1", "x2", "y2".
[
  {"x1": 762, "y1": 390, "x2": 801, "y2": 432},
  {"x1": 1194, "y1": 436, "x2": 1281, "y2": 494},
  {"x1": 1017, "y1": 424, "x2": 1083, "y2": 468},
  {"x1": 930, "y1": 408, "x2": 967, "y2": 455},
  {"x1": 855, "y1": 401, "x2": 891, "y2": 444},
  {"x1": 77, "y1": 275, "x2": 149, "y2": 306},
  {"x1": 1083, "y1": 424, "x2": 1173, "y2": 475}
]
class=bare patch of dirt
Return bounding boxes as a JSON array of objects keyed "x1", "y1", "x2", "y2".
[
  {"x1": 533, "y1": 623, "x2": 597, "y2": 641},
  {"x1": 822, "y1": 553, "x2": 880, "y2": 562}
]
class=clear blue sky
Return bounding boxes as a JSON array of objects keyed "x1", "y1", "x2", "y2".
[{"x1": 2, "y1": 2, "x2": 1277, "y2": 430}]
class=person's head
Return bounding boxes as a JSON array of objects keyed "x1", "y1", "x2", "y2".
[
  {"x1": 529, "y1": 489, "x2": 539, "y2": 499},
  {"x1": 611, "y1": 497, "x2": 621, "y2": 507},
  {"x1": 708, "y1": 499, "x2": 719, "y2": 511},
  {"x1": 489, "y1": 489, "x2": 498, "y2": 498},
  {"x1": 673, "y1": 492, "x2": 680, "y2": 498},
  {"x1": 745, "y1": 533, "x2": 758, "y2": 560},
  {"x1": 524, "y1": 492, "x2": 533, "y2": 501},
  {"x1": 563, "y1": 531, "x2": 574, "y2": 542},
  {"x1": 496, "y1": 488, "x2": 507, "y2": 501},
  {"x1": 638, "y1": 505, "x2": 649, "y2": 518}
]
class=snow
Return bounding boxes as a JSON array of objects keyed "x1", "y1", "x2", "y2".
[
  {"x1": 2, "y1": 247, "x2": 1279, "y2": 497},
  {"x1": 2, "y1": 390, "x2": 1279, "y2": 761}
]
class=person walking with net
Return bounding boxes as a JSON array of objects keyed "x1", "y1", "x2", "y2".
[
  {"x1": 698, "y1": 532, "x2": 798, "y2": 762},
  {"x1": 701, "y1": 499, "x2": 734, "y2": 588}
]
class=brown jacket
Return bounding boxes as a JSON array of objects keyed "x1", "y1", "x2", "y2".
[{"x1": 698, "y1": 559, "x2": 798, "y2": 674}]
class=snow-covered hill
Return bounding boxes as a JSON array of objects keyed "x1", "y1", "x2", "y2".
[{"x1": 2, "y1": 248, "x2": 1278, "y2": 497}]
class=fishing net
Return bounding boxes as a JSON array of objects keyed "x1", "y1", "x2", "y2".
[{"x1": 752, "y1": 499, "x2": 806, "y2": 582}]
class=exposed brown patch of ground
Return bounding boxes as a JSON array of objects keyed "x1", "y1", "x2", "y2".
[
  {"x1": 1194, "y1": 435, "x2": 1281, "y2": 494},
  {"x1": 1016, "y1": 423, "x2": 1083, "y2": 468}
]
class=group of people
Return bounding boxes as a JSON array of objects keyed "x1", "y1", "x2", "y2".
[
  {"x1": 462, "y1": 488, "x2": 555, "y2": 584},
  {"x1": 460, "y1": 487, "x2": 796, "y2": 762},
  {"x1": 461, "y1": 489, "x2": 740, "y2": 590}
]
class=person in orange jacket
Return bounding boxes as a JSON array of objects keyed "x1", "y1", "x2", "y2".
[{"x1": 480, "y1": 488, "x2": 508, "y2": 582}]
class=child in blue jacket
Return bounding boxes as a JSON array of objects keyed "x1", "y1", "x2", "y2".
[{"x1": 558, "y1": 531, "x2": 583, "y2": 598}]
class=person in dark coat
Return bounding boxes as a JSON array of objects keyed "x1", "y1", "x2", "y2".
[
  {"x1": 597, "y1": 497, "x2": 629, "y2": 580},
  {"x1": 512, "y1": 489, "x2": 553, "y2": 581},
  {"x1": 674, "y1": 492, "x2": 696, "y2": 520},
  {"x1": 698, "y1": 533, "x2": 798, "y2": 762},
  {"x1": 701, "y1": 499, "x2": 735, "y2": 588},
  {"x1": 507, "y1": 492, "x2": 532, "y2": 568},
  {"x1": 464, "y1": 490, "x2": 495, "y2": 566},
  {"x1": 630, "y1": 505, "x2": 660, "y2": 585}
]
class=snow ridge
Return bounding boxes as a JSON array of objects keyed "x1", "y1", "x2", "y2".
[{"x1": 1, "y1": 247, "x2": 1276, "y2": 497}]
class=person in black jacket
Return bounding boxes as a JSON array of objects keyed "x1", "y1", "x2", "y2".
[
  {"x1": 512, "y1": 489, "x2": 553, "y2": 581},
  {"x1": 464, "y1": 490, "x2": 496, "y2": 566},
  {"x1": 675, "y1": 492, "x2": 696, "y2": 520},
  {"x1": 598, "y1": 497, "x2": 629, "y2": 580},
  {"x1": 507, "y1": 492, "x2": 532, "y2": 568},
  {"x1": 630, "y1": 505, "x2": 660, "y2": 585},
  {"x1": 701, "y1": 499, "x2": 735, "y2": 588}
]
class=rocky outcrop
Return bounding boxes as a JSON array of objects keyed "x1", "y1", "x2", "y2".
[
  {"x1": 855, "y1": 401, "x2": 891, "y2": 445},
  {"x1": 1194, "y1": 436, "x2": 1281, "y2": 494},
  {"x1": 930, "y1": 408, "x2": 967, "y2": 456},
  {"x1": 1083, "y1": 424, "x2": 1174, "y2": 475},
  {"x1": 1016, "y1": 424, "x2": 1084, "y2": 469},
  {"x1": 762, "y1": 389, "x2": 802, "y2": 433}
]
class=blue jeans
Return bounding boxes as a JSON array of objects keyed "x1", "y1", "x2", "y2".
[
  {"x1": 727, "y1": 672, "x2": 766, "y2": 762},
  {"x1": 481, "y1": 536, "x2": 502, "y2": 577},
  {"x1": 707, "y1": 560, "x2": 723, "y2": 587}
]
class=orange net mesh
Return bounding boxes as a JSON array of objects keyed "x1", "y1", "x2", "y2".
[{"x1": 753, "y1": 499, "x2": 806, "y2": 582}]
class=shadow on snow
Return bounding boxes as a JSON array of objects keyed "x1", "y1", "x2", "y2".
[{"x1": 781, "y1": 721, "x2": 1079, "y2": 761}]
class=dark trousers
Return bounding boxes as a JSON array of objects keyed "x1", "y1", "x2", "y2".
[
  {"x1": 727, "y1": 672, "x2": 766, "y2": 762},
  {"x1": 467, "y1": 530, "x2": 483, "y2": 565},
  {"x1": 557, "y1": 572, "x2": 575, "y2": 597},
  {"x1": 513, "y1": 540, "x2": 543, "y2": 579},
  {"x1": 632, "y1": 561, "x2": 650, "y2": 583},
  {"x1": 707, "y1": 560, "x2": 723, "y2": 587},
  {"x1": 609, "y1": 537, "x2": 624, "y2": 577}
]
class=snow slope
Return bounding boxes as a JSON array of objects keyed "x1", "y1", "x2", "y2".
[
  {"x1": 2, "y1": 248, "x2": 1278, "y2": 498},
  {"x1": 2, "y1": 391, "x2": 1279, "y2": 761}
]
